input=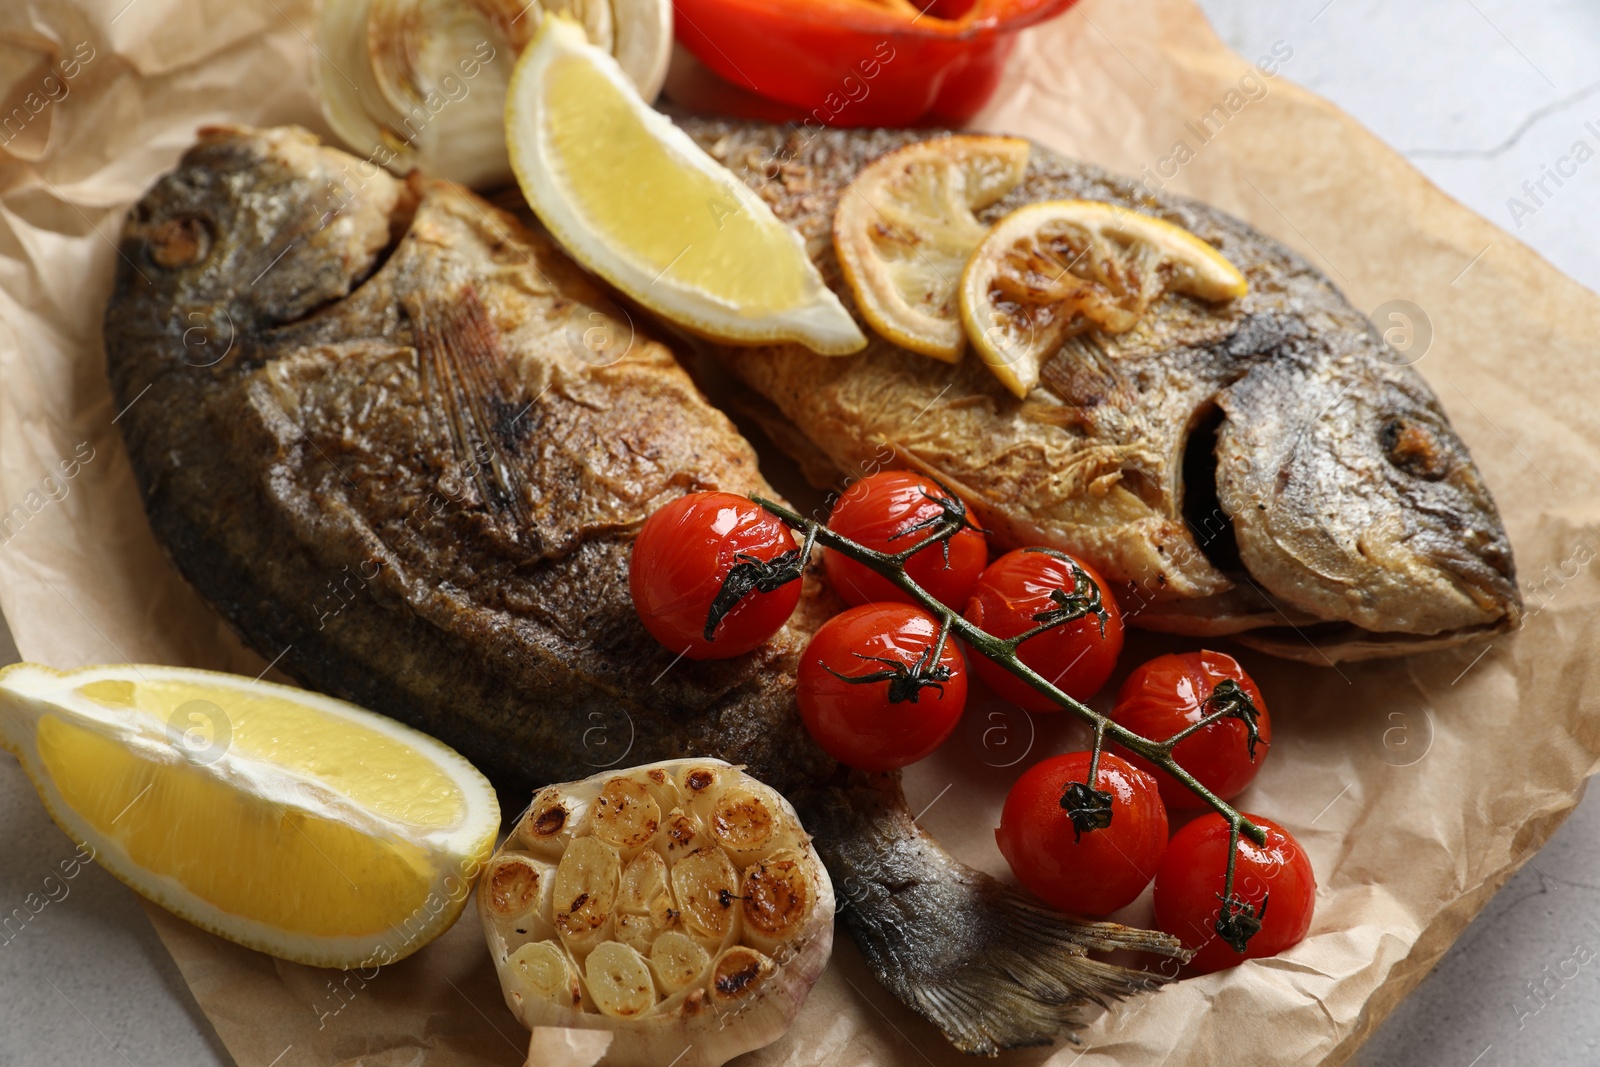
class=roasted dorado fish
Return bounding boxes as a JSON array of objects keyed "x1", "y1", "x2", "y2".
[
  {"x1": 104, "y1": 126, "x2": 1182, "y2": 1056},
  {"x1": 682, "y1": 119, "x2": 1522, "y2": 662}
]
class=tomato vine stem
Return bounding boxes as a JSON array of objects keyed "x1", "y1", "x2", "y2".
[{"x1": 751, "y1": 493, "x2": 1269, "y2": 944}]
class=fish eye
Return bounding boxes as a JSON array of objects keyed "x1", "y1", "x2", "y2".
[
  {"x1": 1379, "y1": 417, "x2": 1451, "y2": 481},
  {"x1": 145, "y1": 213, "x2": 213, "y2": 270}
]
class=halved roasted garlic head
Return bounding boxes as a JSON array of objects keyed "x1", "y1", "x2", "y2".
[{"x1": 479, "y1": 759, "x2": 834, "y2": 1067}]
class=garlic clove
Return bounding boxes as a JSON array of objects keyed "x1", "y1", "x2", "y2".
[
  {"x1": 739, "y1": 849, "x2": 816, "y2": 957},
  {"x1": 709, "y1": 945, "x2": 776, "y2": 1009},
  {"x1": 483, "y1": 851, "x2": 558, "y2": 951},
  {"x1": 584, "y1": 940, "x2": 655, "y2": 1019},
  {"x1": 551, "y1": 835, "x2": 621, "y2": 956},
  {"x1": 618, "y1": 847, "x2": 668, "y2": 915},
  {"x1": 634, "y1": 765, "x2": 683, "y2": 809},
  {"x1": 613, "y1": 910, "x2": 661, "y2": 954},
  {"x1": 709, "y1": 784, "x2": 778, "y2": 858},
  {"x1": 647, "y1": 890, "x2": 681, "y2": 936},
  {"x1": 508, "y1": 940, "x2": 581, "y2": 1009},
  {"x1": 677, "y1": 762, "x2": 723, "y2": 802},
  {"x1": 649, "y1": 930, "x2": 710, "y2": 994},
  {"x1": 517, "y1": 785, "x2": 581, "y2": 858},
  {"x1": 659, "y1": 806, "x2": 705, "y2": 856},
  {"x1": 592, "y1": 775, "x2": 661, "y2": 851},
  {"x1": 670, "y1": 846, "x2": 742, "y2": 946},
  {"x1": 484, "y1": 852, "x2": 553, "y2": 918}
]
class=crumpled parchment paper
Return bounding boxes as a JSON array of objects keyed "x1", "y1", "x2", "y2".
[{"x1": 3, "y1": 0, "x2": 1599, "y2": 1064}]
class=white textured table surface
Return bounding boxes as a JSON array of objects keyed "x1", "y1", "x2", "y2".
[{"x1": 3, "y1": 2, "x2": 1598, "y2": 1065}]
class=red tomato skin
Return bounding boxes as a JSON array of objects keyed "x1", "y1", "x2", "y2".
[
  {"x1": 1154, "y1": 813, "x2": 1316, "y2": 974},
  {"x1": 1110, "y1": 651, "x2": 1272, "y2": 809},
  {"x1": 628, "y1": 492, "x2": 801, "y2": 660},
  {"x1": 823, "y1": 471, "x2": 988, "y2": 611},
  {"x1": 963, "y1": 549, "x2": 1124, "y2": 709},
  {"x1": 995, "y1": 751, "x2": 1168, "y2": 916},
  {"x1": 797, "y1": 603, "x2": 967, "y2": 771}
]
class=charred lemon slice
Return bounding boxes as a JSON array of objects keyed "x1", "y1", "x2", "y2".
[
  {"x1": 506, "y1": 17, "x2": 866, "y2": 355},
  {"x1": 834, "y1": 135, "x2": 1031, "y2": 361},
  {"x1": 0, "y1": 663, "x2": 499, "y2": 968},
  {"x1": 482, "y1": 759, "x2": 834, "y2": 1067},
  {"x1": 959, "y1": 200, "x2": 1248, "y2": 397}
]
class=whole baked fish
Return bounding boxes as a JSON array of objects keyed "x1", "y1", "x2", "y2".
[
  {"x1": 680, "y1": 119, "x2": 1522, "y2": 662},
  {"x1": 104, "y1": 126, "x2": 1183, "y2": 1056}
]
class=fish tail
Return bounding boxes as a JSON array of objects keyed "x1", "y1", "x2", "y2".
[{"x1": 808, "y1": 774, "x2": 1187, "y2": 1055}]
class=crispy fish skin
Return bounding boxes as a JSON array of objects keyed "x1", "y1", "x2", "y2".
[
  {"x1": 105, "y1": 125, "x2": 1185, "y2": 1056},
  {"x1": 682, "y1": 118, "x2": 1522, "y2": 662},
  {"x1": 105, "y1": 126, "x2": 813, "y2": 793}
]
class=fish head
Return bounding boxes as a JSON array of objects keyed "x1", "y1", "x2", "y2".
[
  {"x1": 1212, "y1": 339, "x2": 1521, "y2": 655},
  {"x1": 110, "y1": 125, "x2": 405, "y2": 365}
]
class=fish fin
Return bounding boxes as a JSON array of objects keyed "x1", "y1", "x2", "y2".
[
  {"x1": 812, "y1": 774, "x2": 1187, "y2": 1055},
  {"x1": 409, "y1": 286, "x2": 534, "y2": 533}
]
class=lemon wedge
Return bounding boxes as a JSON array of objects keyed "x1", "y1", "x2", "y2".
[
  {"x1": 505, "y1": 17, "x2": 866, "y2": 355},
  {"x1": 834, "y1": 135, "x2": 1031, "y2": 362},
  {"x1": 959, "y1": 200, "x2": 1248, "y2": 398},
  {"x1": 0, "y1": 662, "x2": 499, "y2": 968}
]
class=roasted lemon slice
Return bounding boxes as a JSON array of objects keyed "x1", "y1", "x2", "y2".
[
  {"x1": 959, "y1": 200, "x2": 1248, "y2": 397},
  {"x1": 0, "y1": 662, "x2": 499, "y2": 968},
  {"x1": 834, "y1": 135, "x2": 1031, "y2": 361},
  {"x1": 506, "y1": 17, "x2": 866, "y2": 355}
]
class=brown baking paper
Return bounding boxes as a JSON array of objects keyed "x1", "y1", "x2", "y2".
[{"x1": 3, "y1": 0, "x2": 1599, "y2": 1065}]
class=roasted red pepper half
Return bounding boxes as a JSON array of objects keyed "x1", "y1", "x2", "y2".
[{"x1": 671, "y1": 0, "x2": 1080, "y2": 127}]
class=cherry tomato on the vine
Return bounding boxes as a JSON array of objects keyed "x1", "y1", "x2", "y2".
[
  {"x1": 1154, "y1": 812, "x2": 1316, "y2": 974},
  {"x1": 824, "y1": 470, "x2": 987, "y2": 610},
  {"x1": 996, "y1": 751, "x2": 1168, "y2": 915},
  {"x1": 629, "y1": 492, "x2": 801, "y2": 660},
  {"x1": 1110, "y1": 651, "x2": 1272, "y2": 809},
  {"x1": 963, "y1": 548, "x2": 1124, "y2": 709},
  {"x1": 797, "y1": 602, "x2": 967, "y2": 771}
]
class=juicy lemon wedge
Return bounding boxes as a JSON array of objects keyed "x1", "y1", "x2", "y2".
[
  {"x1": 0, "y1": 662, "x2": 499, "y2": 968},
  {"x1": 505, "y1": 17, "x2": 866, "y2": 355},
  {"x1": 834, "y1": 135, "x2": 1031, "y2": 362},
  {"x1": 959, "y1": 200, "x2": 1248, "y2": 398}
]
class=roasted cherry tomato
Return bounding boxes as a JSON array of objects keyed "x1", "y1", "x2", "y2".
[
  {"x1": 797, "y1": 602, "x2": 967, "y2": 771},
  {"x1": 996, "y1": 751, "x2": 1168, "y2": 915},
  {"x1": 629, "y1": 492, "x2": 801, "y2": 660},
  {"x1": 1110, "y1": 651, "x2": 1272, "y2": 809},
  {"x1": 963, "y1": 548, "x2": 1123, "y2": 709},
  {"x1": 1154, "y1": 812, "x2": 1316, "y2": 974},
  {"x1": 824, "y1": 471, "x2": 987, "y2": 610}
]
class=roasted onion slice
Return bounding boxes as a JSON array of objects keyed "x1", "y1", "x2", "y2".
[{"x1": 313, "y1": 0, "x2": 670, "y2": 187}]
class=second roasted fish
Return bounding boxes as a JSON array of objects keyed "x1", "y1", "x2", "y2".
[{"x1": 683, "y1": 118, "x2": 1522, "y2": 662}]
